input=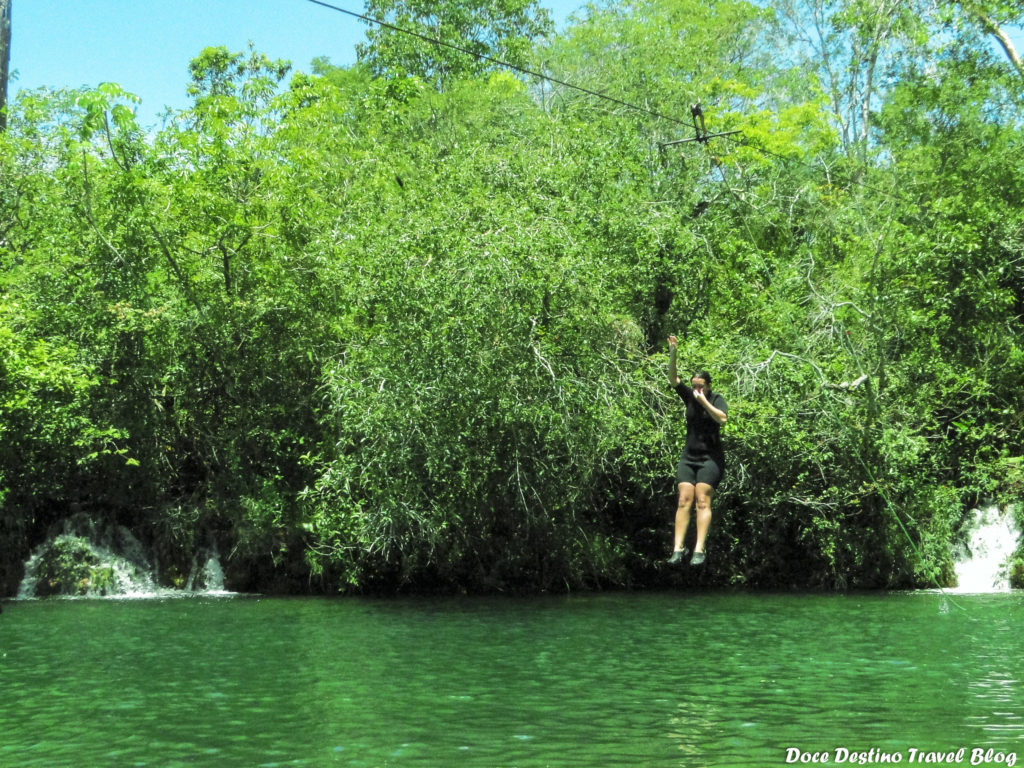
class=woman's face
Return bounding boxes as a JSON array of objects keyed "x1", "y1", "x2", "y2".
[{"x1": 691, "y1": 376, "x2": 709, "y2": 394}]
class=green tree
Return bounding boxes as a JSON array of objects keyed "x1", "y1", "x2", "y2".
[{"x1": 357, "y1": 0, "x2": 553, "y2": 88}]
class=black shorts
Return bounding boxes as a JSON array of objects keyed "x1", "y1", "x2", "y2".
[{"x1": 676, "y1": 455, "x2": 724, "y2": 489}]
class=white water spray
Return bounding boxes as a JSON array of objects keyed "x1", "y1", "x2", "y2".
[
  {"x1": 184, "y1": 546, "x2": 227, "y2": 594},
  {"x1": 17, "y1": 514, "x2": 231, "y2": 599},
  {"x1": 951, "y1": 505, "x2": 1021, "y2": 592}
]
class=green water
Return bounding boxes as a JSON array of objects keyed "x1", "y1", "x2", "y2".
[{"x1": 1, "y1": 591, "x2": 1021, "y2": 767}]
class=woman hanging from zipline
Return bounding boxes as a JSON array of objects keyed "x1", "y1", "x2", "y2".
[{"x1": 666, "y1": 335, "x2": 728, "y2": 566}]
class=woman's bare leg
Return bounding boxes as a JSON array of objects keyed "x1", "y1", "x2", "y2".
[
  {"x1": 674, "y1": 482, "x2": 695, "y2": 552},
  {"x1": 693, "y1": 483, "x2": 714, "y2": 554}
]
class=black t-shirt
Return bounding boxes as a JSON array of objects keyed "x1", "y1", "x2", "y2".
[{"x1": 675, "y1": 383, "x2": 727, "y2": 463}]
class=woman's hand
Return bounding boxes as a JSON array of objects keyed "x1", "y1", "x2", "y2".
[{"x1": 695, "y1": 389, "x2": 727, "y2": 424}]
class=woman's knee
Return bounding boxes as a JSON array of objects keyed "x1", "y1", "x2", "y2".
[
  {"x1": 677, "y1": 483, "x2": 695, "y2": 510},
  {"x1": 695, "y1": 484, "x2": 714, "y2": 512}
]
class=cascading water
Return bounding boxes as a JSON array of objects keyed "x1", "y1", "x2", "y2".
[
  {"x1": 17, "y1": 516, "x2": 158, "y2": 598},
  {"x1": 17, "y1": 514, "x2": 231, "y2": 599},
  {"x1": 951, "y1": 505, "x2": 1021, "y2": 592},
  {"x1": 184, "y1": 546, "x2": 227, "y2": 594}
]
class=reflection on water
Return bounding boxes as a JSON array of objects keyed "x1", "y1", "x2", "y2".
[{"x1": 0, "y1": 591, "x2": 1022, "y2": 766}]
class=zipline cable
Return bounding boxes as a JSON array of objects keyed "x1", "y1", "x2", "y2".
[
  {"x1": 301, "y1": 0, "x2": 995, "y2": 214},
  {"x1": 302, "y1": 0, "x2": 876, "y2": 198},
  {"x1": 303, "y1": 0, "x2": 694, "y2": 129}
]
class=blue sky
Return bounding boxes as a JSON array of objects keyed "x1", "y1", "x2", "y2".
[
  {"x1": 8, "y1": 0, "x2": 588, "y2": 128},
  {"x1": 9, "y1": 1, "x2": 1024, "y2": 130}
]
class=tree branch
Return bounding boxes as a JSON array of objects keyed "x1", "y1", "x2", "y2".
[{"x1": 960, "y1": 1, "x2": 1024, "y2": 78}]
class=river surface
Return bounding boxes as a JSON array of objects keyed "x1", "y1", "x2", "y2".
[{"x1": 1, "y1": 591, "x2": 1021, "y2": 767}]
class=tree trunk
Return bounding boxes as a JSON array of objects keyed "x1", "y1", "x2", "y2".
[
  {"x1": 0, "y1": 0, "x2": 10, "y2": 132},
  {"x1": 978, "y1": 14, "x2": 1024, "y2": 77},
  {"x1": 960, "y1": 1, "x2": 1024, "y2": 79}
]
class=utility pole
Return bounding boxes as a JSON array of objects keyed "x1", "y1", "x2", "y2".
[{"x1": 0, "y1": 0, "x2": 11, "y2": 132}]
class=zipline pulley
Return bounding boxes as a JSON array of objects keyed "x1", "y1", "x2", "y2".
[{"x1": 660, "y1": 103, "x2": 742, "y2": 148}]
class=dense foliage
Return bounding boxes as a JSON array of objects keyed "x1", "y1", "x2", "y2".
[{"x1": 2, "y1": 0, "x2": 1023, "y2": 595}]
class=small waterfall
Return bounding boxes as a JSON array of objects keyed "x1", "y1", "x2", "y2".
[
  {"x1": 17, "y1": 514, "x2": 231, "y2": 599},
  {"x1": 952, "y1": 505, "x2": 1021, "y2": 592},
  {"x1": 202, "y1": 552, "x2": 226, "y2": 592},
  {"x1": 184, "y1": 546, "x2": 227, "y2": 594}
]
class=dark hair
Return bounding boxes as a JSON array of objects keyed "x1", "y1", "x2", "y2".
[{"x1": 691, "y1": 370, "x2": 713, "y2": 387}]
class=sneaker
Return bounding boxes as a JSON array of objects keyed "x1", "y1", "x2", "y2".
[
  {"x1": 667, "y1": 548, "x2": 690, "y2": 565},
  {"x1": 690, "y1": 551, "x2": 706, "y2": 566}
]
